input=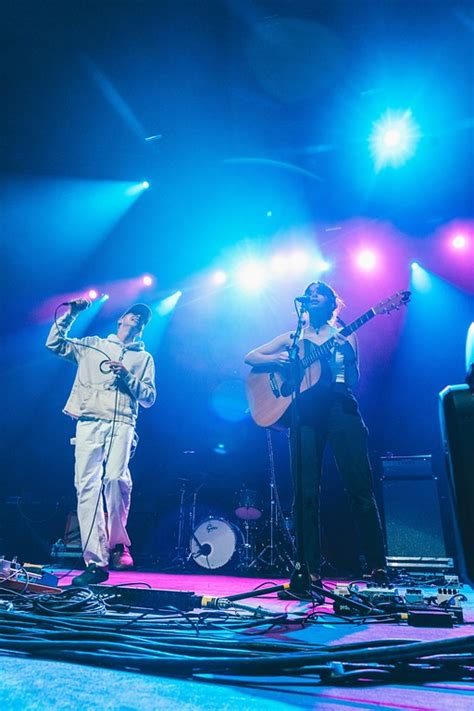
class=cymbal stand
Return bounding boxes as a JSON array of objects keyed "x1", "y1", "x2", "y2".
[
  {"x1": 248, "y1": 429, "x2": 289, "y2": 571},
  {"x1": 186, "y1": 482, "x2": 205, "y2": 563},
  {"x1": 239, "y1": 520, "x2": 253, "y2": 569},
  {"x1": 171, "y1": 480, "x2": 188, "y2": 568}
]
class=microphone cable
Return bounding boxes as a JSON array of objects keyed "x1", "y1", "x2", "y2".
[{"x1": 52, "y1": 304, "x2": 130, "y2": 581}]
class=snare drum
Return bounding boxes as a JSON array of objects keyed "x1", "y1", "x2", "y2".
[{"x1": 190, "y1": 517, "x2": 240, "y2": 569}]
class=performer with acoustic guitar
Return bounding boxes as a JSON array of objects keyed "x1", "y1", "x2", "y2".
[{"x1": 245, "y1": 280, "x2": 398, "y2": 585}]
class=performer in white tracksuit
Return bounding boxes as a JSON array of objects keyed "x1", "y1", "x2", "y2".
[{"x1": 46, "y1": 300, "x2": 156, "y2": 585}]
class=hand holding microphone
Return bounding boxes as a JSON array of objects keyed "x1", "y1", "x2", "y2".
[
  {"x1": 65, "y1": 298, "x2": 92, "y2": 315},
  {"x1": 104, "y1": 361, "x2": 129, "y2": 379}
]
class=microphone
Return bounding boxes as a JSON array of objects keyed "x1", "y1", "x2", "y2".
[
  {"x1": 295, "y1": 295, "x2": 311, "y2": 304},
  {"x1": 62, "y1": 298, "x2": 92, "y2": 311}
]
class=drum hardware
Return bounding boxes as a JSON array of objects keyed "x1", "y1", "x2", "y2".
[
  {"x1": 237, "y1": 519, "x2": 257, "y2": 570},
  {"x1": 246, "y1": 429, "x2": 295, "y2": 572},
  {"x1": 171, "y1": 476, "x2": 207, "y2": 569},
  {"x1": 171, "y1": 478, "x2": 189, "y2": 568},
  {"x1": 234, "y1": 488, "x2": 262, "y2": 521},
  {"x1": 190, "y1": 517, "x2": 242, "y2": 570}
]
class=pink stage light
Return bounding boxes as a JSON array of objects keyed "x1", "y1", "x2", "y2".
[
  {"x1": 88, "y1": 289, "x2": 98, "y2": 300},
  {"x1": 142, "y1": 275, "x2": 154, "y2": 287},
  {"x1": 356, "y1": 250, "x2": 377, "y2": 271},
  {"x1": 452, "y1": 234, "x2": 467, "y2": 250}
]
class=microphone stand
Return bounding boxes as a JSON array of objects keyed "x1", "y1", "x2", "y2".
[{"x1": 286, "y1": 301, "x2": 312, "y2": 595}]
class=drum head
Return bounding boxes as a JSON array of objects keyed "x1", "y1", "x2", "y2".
[
  {"x1": 190, "y1": 517, "x2": 237, "y2": 569},
  {"x1": 235, "y1": 488, "x2": 262, "y2": 520}
]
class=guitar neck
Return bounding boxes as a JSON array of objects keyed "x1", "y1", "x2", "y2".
[
  {"x1": 302, "y1": 308, "x2": 376, "y2": 366},
  {"x1": 340, "y1": 308, "x2": 377, "y2": 337}
]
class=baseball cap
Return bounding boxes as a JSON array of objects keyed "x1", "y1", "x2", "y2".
[{"x1": 120, "y1": 303, "x2": 152, "y2": 326}]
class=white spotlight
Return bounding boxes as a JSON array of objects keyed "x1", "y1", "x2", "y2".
[
  {"x1": 236, "y1": 261, "x2": 267, "y2": 292},
  {"x1": 212, "y1": 270, "x2": 227, "y2": 286},
  {"x1": 369, "y1": 109, "x2": 421, "y2": 170}
]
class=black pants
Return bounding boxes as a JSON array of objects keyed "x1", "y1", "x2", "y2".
[{"x1": 291, "y1": 384, "x2": 386, "y2": 575}]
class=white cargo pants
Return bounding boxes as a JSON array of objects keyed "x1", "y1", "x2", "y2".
[{"x1": 74, "y1": 418, "x2": 134, "y2": 567}]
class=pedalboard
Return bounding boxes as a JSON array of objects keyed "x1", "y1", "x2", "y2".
[{"x1": 330, "y1": 581, "x2": 465, "y2": 625}]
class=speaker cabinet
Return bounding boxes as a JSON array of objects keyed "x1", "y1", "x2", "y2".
[
  {"x1": 380, "y1": 455, "x2": 449, "y2": 569},
  {"x1": 439, "y1": 384, "x2": 474, "y2": 584}
]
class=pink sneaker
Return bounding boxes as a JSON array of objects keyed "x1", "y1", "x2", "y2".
[{"x1": 111, "y1": 544, "x2": 134, "y2": 570}]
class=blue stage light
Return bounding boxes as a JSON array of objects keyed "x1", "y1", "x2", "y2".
[
  {"x1": 156, "y1": 290, "x2": 182, "y2": 316},
  {"x1": 236, "y1": 260, "x2": 267, "y2": 292},
  {"x1": 126, "y1": 181, "x2": 151, "y2": 196},
  {"x1": 212, "y1": 270, "x2": 227, "y2": 286},
  {"x1": 411, "y1": 263, "x2": 432, "y2": 293},
  {"x1": 369, "y1": 109, "x2": 421, "y2": 170}
]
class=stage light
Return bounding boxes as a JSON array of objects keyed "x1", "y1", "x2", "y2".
[
  {"x1": 270, "y1": 253, "x2": 286, "y2": 275},
  {"x1": 156, "y1": 290, "x2": 182, "y2": 316},
  {"x1": 236, "y1": 260, "x2": 267, "y2": 292},
  {"x1": 212, "y1": 270, "x2": 227, "y2": 286},
  {"x1": 315, "y1": 259, "x2": 330, "y2": 273},
  {"x1": 411, "y1": 263, "x2": 431, "y2": 292},
  {"x1": 289, "y1": 251, "x2": 310, "y2": 273},
  {"x1": 369, "y1": 109, "x2": 421, "y2": 170},
  {"x1": 266, "y1": 210, "x2": 273, "y2": 217},
  {"x1": 356, "y1": 250, "x2": 377, "y2": 271},
  {"x1": 125, "y1": 181, "x2": 151, "y2": 196},
  {"x1": 452, "y1": 234, "x2": 467, "y2": 250},
  {"x1": 100, "y1": 294, "x2": 109, "y2": 302},
  {"x1": 142, "y1": 274, "x2": 154, "y2": 287},
  {"x1": 213, "y1": 443, "x2": 228, "y2": 455},
  {"x1": 88, "y1": 289, "x2": 98, "y2": 300},
  {"x1": 211, "y1": 379, "x2": 248, "y2": 422}
]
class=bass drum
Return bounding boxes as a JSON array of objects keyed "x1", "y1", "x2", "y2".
[{"x1": 190, "y1": 517, "x2": 240, "y2": 570}]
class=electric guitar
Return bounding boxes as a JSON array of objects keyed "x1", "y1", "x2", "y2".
[{"x1": 246, "y1": 290, "x2": 411, "y2": 428}]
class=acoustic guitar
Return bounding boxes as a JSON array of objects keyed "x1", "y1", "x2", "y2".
[{"x1": 246, "y1": 290, "x2": 411, "y2": 428}]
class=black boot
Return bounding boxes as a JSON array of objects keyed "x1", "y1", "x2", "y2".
[{"x1": 71, "y1": 564, "x2": 109, "y2": 587}]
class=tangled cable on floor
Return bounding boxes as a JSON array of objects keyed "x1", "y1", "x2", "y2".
[{"x1": 0, "y1": 586, "x2": 473, "y2": 686}]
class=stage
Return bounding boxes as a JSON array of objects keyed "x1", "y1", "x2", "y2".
[
  {"x1": 1, "y1": 569, "x2": 473, "y2": 710},
  {"x1": 2, "y1": 0, "x2": 474, "y2": 708}
]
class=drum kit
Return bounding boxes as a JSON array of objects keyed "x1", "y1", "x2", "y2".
[
  {"x1": 175, "y1": 485, "x2": 264, "y2": 571},
  {"x1": 171, "y1": 433, "x2": 295, "y2": 574}
]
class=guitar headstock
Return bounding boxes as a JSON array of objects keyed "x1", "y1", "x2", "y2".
[{"x1": 374, "y1": 290, "x2": 411, "y2": 315}]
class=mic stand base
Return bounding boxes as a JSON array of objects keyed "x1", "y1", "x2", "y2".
[
  {"x1": 277, "y1": 561, "x2": 315, "y2": 601},
  {"x1": 289, "y1": 561, "x2": 312, "y2": 594}
]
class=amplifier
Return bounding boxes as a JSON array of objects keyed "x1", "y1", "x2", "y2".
[
  {"x1": 439, "y1": 384, "x2": 474, "y2": 584},
  {"x1": 380, "y1": 454, "x2": 432, "y2": 479},
  {"x1": 380, "y1": 455, "x2": 448, "y2": 567}
]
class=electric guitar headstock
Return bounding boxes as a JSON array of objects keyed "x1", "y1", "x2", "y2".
[{"x1": 373, "y1": 290, "x2": 411, "y2": 315}]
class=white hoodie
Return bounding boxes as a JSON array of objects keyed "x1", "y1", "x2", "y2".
[{"x1": 46, "y1": 312, "x2": 156, "y2": 424}]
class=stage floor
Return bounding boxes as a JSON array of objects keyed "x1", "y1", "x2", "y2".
[{"x1": 1, "y1": 569, "x2": 473, "y2": 710}]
